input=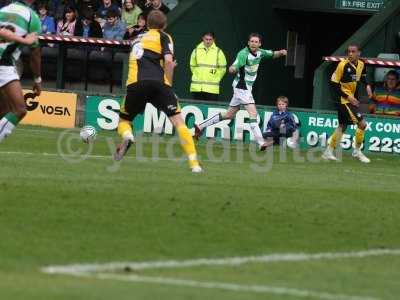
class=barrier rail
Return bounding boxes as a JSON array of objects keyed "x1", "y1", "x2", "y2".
[
  {"x1": 323, "y1": 56, "x2": 400, "y2": 67},
  {"x1": 33, "y1": 34, "x2": 132, "y2": 91},
  {"x1": 38, "y1": 34, "x2": 133, "y2": 47}
]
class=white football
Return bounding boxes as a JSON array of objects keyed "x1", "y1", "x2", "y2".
[{"x1": 80, "y1": 125, "x2": 97, "y2": 143}]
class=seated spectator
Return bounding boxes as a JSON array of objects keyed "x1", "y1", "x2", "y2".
[
  {"x1": 56, "y1": 6, "x2": 77, "y2": 36},
  {"x1": 96, "y1": 0, "x2": 120, "y2": 25},
  {"x1": 38, "y1": 3, "x2": 56, "y2": 34},
  {"x1": 74, "y1": 9, "x2": 103, "y2": 38},
  {"x1": 370, "y1": 70, "x2": 400, "y2": 116},
  {"x1": 143, "y1": 0, "x2": 169, "y2": 17},
  {"x1": 122, "y1": 0, "x2": 142, "y2": 29},
  {"x1": 262, "y1": 96, "x2": 299, "y2": 149},
  {"x1": 124, "y1": 12, "x2": 145, "y2": 40},
  {"x1": 103, "y1": 8, "x2": 126, "y2": 40}
]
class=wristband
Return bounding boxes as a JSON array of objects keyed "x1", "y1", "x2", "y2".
[{"x1": 34, "y1": 76, "x2": 42, "y2": 84}]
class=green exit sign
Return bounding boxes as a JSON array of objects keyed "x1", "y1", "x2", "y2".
[{"x1": 335, "y1": 0, "x2": 386, "y2": 11}]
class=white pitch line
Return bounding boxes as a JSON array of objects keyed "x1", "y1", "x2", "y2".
[
  {"x1": 89, "y1": 273, "x2": 380, "y2": 300},
  {"x1": 0, "y1": 150, "x2": 271, "y2": 165},
  {"x1": 1, "y1": 151, "x2": 399, "y2": 178},
  {"x1": 41, "y1": 248, "x2": 400, "y2": 275},
  {"x1": 0, "y1": 151, "x2": 120, "y2": 160}
]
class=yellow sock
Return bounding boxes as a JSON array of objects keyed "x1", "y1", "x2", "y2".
[
  {"x1": 176, "y1": 125, "x2": 199, "y2": 168},
  {"x1": 329, "y1": 128, "x2": 343, "y2": 150},
  {"x1": 117, "y1": 119, "x2": 133, "y2": 139},
  {"x1": 355, "y1": 128, "x2": 365, "y2": 149}
]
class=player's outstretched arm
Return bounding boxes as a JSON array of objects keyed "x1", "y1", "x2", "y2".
[
  {"x1": 229, "y1": 65, "x2": 237, "y2": 74},
  {"x1": 0, "y1": 29, "x2": 38, "y2": 45},
  {"x1": 273, "y1": 49, "x2": 287, "y2": 59}
]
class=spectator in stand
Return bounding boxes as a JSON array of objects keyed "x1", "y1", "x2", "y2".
[
  {"x1": 122, "y1": 0, "x2": 142, "y2": 29},
  {"x1": 103, "y1": 8, "x2": 126, "y2": 40},
  {"x1": 369, "y1": 70, "x2": 400, "y2": 116},
  {"x1": 143, "y1": 0, "x2": 169, "y2": 17},
  {"x1": 74, "y1": 9, "x2": 103, "y2": 38},
  {"x1": 96, "y1": 0, "x2": 120, "y2": 25},
  {"x1": 38, "y1": 3, "x2": 56, "y2": 34},
  {"x1": 189, "y1": 32, "x2": 227, "y2": 101},
  {"x1": 49, "y1": 0, "x2": 76, "y2": 22},
  {"x1": 76, "y1": 0, "x2": 98, "y2": 16},
  {"x1": 56, "y1": 6, "x2": 77, "y2": 36},
  {"x1": 124, "y1": 12, "x2": 145, "y2": 39}
]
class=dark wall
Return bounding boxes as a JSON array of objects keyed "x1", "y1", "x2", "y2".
[
  {"x1": 168, "y1": 0, "x2": 307, "y2": 107},
  {"x1": 312, "y1": 0, "x2": 400, "y2": 110},
  {"x1": 168, "y1": 0, "x2": 376, "y2": 108}
]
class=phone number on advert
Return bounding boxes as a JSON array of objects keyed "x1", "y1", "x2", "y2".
[{"x1": 306, "y1": 131, "x2": 400, "y2": 154}]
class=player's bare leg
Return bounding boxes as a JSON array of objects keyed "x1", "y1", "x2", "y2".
[
  {"x1": 194, "y1": 106, "x2": 239, "y2": 140},
  {"x1": 352, "y1": 120, "x2": 370, "y2": 163},
  {"x1": 0, "y1": 90, "x2": 13, "y2": 119},
  {"x1": 244, "y1": 103, "x2": 267, "y2": 150},
  {"x1": 0, "y1": 80, "x2": 27, "y2": 142},
  {"x1": 170, "y1": 113, "x2": 202, "y2": 173},
  {"x1": 322, "y1": 124, "x2": 346, "y2": 161},
  {"x1": 114, "y1": 117, "x2": 135, "y2": 161}
]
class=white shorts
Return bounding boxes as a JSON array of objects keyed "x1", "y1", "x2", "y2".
[
  {"x1": 0, "y1": 66, "x2": 20, "y2": 88},
  {"x1": 229, "y1": 88, "x2": 255, "y2": 107}
]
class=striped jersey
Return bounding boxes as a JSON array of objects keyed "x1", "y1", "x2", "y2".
[
  {"x1": 0, "y1": 1, "x2": 41, "y2": 66},
  {"x1": 372, "y1": 85, "x2": 400, "y2": 116},
  {"x1": 232, "y1": 46, "x2": 273, "y2": 91},
  {"x1": 127, "y1": 29, "x2": 174, "y2": 87}
]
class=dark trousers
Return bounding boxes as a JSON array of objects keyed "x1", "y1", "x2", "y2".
[{"x1": 192, "y1": 92, "x2": 218, "y2": 101}]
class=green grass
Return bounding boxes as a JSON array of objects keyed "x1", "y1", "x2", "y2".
[{"x1": 0, "y1": 126, "x2": 399, "y2": 300}]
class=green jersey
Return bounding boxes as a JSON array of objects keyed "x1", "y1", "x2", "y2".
[
  {"x1": 0, "y1": 1, "x2": 41, "y2": 66},
  {"x1": 232, "y1": 47, "x2": 273, "y2": 91}
]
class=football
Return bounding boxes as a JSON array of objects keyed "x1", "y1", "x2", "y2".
[{"x1": 80, "y1": 125, "x2": 97, "y2": 143}]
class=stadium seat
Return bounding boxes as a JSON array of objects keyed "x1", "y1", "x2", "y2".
[
  {"x1": 41, "y1": 46, "x2": 58, "y2": 80},
  {"x1": 66, "y1": 48, "x2": 88, "y2": 81},
  {"x1": 111, "y1": 51, "x2": 128, "y2": 88},
  {"x1": 88, "y1": 49, "x2": 113, "y2": 82}
]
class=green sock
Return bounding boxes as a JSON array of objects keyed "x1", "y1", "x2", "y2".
[{"x1": 4, "y1": 113, "x2": 19, "y2": 126}]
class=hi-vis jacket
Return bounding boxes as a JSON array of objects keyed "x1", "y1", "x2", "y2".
[{"x1": 190, "y1": 42, "x2": 227, "y2": 94}]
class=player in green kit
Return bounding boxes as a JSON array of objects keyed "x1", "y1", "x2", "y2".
[
  {"x1": 0, "y1": 0, "x2": 42, "y2": 142},
  {"x1": 194, "y1": 33, "x2": 287, "y2": 149}
]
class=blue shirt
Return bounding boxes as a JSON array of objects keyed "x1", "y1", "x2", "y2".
[
  {"x1": 96, "y1": 3, "x2": 120, "y2": 19},
  {"x1": 103, "y1": 19, "x2": 126, "y2": 40},
  {"x1": 266, "y1": 110, "x2": 297, "y2": 132},
  {"x1": 40, "y1": 15, "x2": 55, "y2": 34},
  {"x1": 82, "y1": 24, "x2": 90, "y2": 38}
]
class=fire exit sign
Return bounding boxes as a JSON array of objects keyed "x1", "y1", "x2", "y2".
[{"x1": 335, "y1": 0, "x2": 386, "y2": 11}]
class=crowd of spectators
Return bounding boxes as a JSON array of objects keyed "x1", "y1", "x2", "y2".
[{"x1": 2, "y1": 0, "x2": 172, "y2": 40}]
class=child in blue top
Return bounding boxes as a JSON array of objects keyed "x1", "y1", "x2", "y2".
[
  {"x1": 263, "y1": 96, "x2": 299, "y2": 148},
  {"x1": 38, "y1": 3, "x2": 56, "y2": 34}
]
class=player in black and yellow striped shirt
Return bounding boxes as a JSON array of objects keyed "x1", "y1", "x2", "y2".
[
  {"x1": 322, "y1": 44, "x2": 373, "y2": 163},
  {"x1": 114, "y1": 10, "x2": 202, "y2": 173}
]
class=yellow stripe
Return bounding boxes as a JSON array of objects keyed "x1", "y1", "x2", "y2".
[
  {"x1": 120, "y1": 96, "x2": 128, "y2": 115},
  {"x1": 344, "y1": 104, "x2": 358, "y2": 124},
  {"x1": 127, "y1": 59, "x2": 138, "y2": 86}
]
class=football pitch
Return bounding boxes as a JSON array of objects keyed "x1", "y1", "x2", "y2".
[{"x1": 0, "y1": 126, "x2": 399, "y2": 300}]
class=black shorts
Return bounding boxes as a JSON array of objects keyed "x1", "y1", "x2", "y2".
[
  {"x1": 337, "y1": 103, "x2": 363, "y2": 126},
  {"x1": 263, "y1": 129, "x2": 295, "y2": 144},
  {"x1": 120, "y1": 81, "x2": 180, "y2": 121}
]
